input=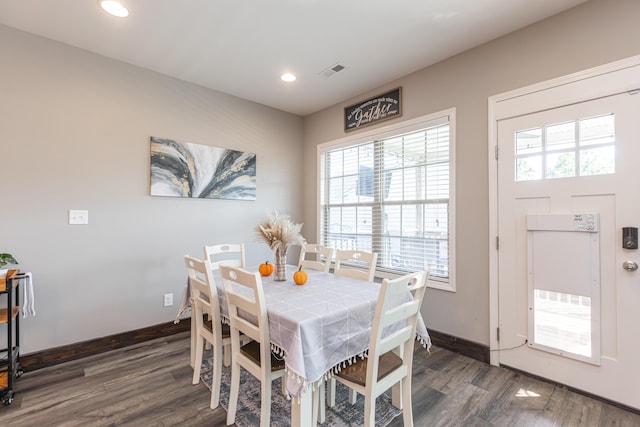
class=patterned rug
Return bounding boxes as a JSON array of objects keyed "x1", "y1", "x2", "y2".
[{"x1": 200, "y1": 358, "x2": 402, "y2": 426}]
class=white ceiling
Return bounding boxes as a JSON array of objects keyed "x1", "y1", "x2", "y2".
[{"x1": 0, "y1": 0, "x2": 588, "y2": 116}]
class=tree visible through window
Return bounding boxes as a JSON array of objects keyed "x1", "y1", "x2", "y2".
[{"x1": 320, "y1": 117, "x2": 453, "y2": 283}]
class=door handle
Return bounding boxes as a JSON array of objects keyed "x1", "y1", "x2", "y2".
[{"x1": 622, "y1": 261, "x2": 638, "y2": 271}]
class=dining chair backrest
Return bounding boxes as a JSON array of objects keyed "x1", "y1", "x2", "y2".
[
  {"x1": 334, "y1": 249, "x2": 378, "y2": 282},
  {"x1": 185, "y1": 255, "x2": 221, "y2": 338},
  {"x1": 219, "y1": 265, "x2": 268, "y2": 345},
  {"x1": 298, "y1": 243, "x2": 334, "y2": 273},
  {"x1": 204, "y1": 243, "x2": 245, "y2": 270},
  {"x1": 369, "y1": 270, "x2": 428, "y2": 370}
]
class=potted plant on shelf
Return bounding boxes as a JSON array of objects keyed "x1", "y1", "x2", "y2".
[{"x1": 0, "y1": 253, "x2": 19, "y2": 278}]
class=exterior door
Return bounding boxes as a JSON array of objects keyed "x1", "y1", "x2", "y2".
[{"x1": 496, "y1": 90, "x2": 640, "y2": 410}]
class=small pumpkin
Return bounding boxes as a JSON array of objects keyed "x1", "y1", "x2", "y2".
[
  {"x1": 293, "y1": 266, "x2": 308, "y2": 285},
  {"x1": 259, "y1": 261, "x2": 274, "y2": 276}
]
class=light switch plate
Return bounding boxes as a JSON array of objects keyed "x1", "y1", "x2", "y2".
[{"x1": 69, "y1": 210, "x2": 89, "y2": 225}]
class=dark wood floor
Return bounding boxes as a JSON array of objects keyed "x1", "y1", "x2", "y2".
[{"x1": 1, "y1": 331, "x2": 638, "y2": 426}]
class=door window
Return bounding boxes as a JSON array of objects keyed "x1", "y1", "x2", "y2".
[{"x1": 515, "y1": 114, "x2": 615, "y2": 182}]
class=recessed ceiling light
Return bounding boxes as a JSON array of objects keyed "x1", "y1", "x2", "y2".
[
  {"x1": 99, "y1": 0, "x2": 129, "y2": 18},
  {"x1": 281, "y1": 73, "x2": 296, "y2": 82}
]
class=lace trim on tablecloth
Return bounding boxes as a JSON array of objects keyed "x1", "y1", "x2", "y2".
[{"x1": 417, "y1": 332, "x2": 432, "y2": 350}]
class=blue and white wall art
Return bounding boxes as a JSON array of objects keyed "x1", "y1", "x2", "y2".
[{"x1": 150, "y1": 137, "x2": 256, "y2": 200}]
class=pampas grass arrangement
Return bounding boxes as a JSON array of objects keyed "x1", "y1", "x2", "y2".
[
  {"x1": 255, "y1": 211, "x2": 305, "y2": 251},
  {"x1": 255, "y1": 211, "x2": 305, "y2": 281}
]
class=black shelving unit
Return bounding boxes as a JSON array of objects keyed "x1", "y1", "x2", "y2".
[{"x1": 0, "y1": 270, "x2": 24, "y2": 406}]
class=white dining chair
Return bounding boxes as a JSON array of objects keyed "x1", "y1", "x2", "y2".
[
  {"x1": 199, "y1": 243, "x2": 246, "y2": 366},
  {"x1": 333, "y1": 249, "x2": 378, "y2": 282},
  {"x1": 298, "y1": 243, "x2": 334, "y2": 273},
  {"x1": 329, "y1": 269, "x2": 429, "y2": 426},
  {"x1": 184, "y1": 255, "x2": 230, "y2": 409},
  {"x1": 321, "y1": 248, "x2": 380, "y2": 417},
  {"x1": 204, "y1": 243, "x2": 245, "y2": 269},
  {"x1": 219, "y1": 265, "x2": 286, "y2": 427}
]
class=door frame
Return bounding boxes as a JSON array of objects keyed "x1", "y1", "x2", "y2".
[{"x1": 488, "y1": 55, "x2": 640, "y2": 366}]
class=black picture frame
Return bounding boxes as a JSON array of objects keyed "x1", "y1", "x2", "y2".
[{"x1": 344, "y1": 87, "x2": 402, "y2": 132}]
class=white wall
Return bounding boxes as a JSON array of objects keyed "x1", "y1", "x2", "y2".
[
  {"x1": 0, "y1": 24, "x2": 304, "y2": 353},
  {"x1": 302, "y1": 0, "x2": 640, "y2": 346}
]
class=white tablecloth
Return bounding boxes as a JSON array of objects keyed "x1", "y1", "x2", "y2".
[{"x1": 212, "y1": 265, "x2": 431, "y2": 397}]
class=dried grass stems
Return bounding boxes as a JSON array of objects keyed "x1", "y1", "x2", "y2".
[{"x1": 255, "y1": 211, "x2": 305, "y2": 252}]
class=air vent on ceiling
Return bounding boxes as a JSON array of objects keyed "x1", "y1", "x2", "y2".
[{"x1": 319, "y1": 63, "x2": 346, "y2": 78}]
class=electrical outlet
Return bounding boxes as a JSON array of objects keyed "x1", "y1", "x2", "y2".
[
  {"x1": 163, "y1": 293, "x2": 173, "y2": 307},
  {"x1": 69, "y1": 209, "x2": 89, "y2": 225}
]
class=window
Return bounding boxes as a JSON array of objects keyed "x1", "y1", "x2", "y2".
[
  {"x1": 515, "y1": 114, "x2": 615, "y2": 181},
  {"x1": 319, "y1": 111, "x2": 455, "y2": 290}
]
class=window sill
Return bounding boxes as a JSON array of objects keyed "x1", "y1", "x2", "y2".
[{"x1": 371, "y1": 267, "x2": 456, "y2": 292}]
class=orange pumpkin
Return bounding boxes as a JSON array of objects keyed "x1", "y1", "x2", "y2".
[
  {"x1": 293, "y1": 266, "x2": 307, "y2": 285},
  {"x1": 259, "y1": 261, "x2": 274, "y2": 276}
]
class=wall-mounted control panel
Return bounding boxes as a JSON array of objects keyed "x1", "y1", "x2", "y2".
[
  {"x1": 623, "y1": 227, "x2": 638, "y2": 249},
  {"x1": 526, "y1": 213, "x2": 599, "y2": 233}
]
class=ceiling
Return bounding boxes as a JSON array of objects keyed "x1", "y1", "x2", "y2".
[{"x1": 0, "y1": 0, "x2": 588, "y2": 116}]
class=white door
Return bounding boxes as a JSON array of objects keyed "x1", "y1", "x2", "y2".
[{"x1": 497, "y1": 90, "x2": 640, "y2": 410}]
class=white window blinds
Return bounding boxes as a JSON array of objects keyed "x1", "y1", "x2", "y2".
[{"x1": 320, "y1": 118, "x2": 451, "y2": 280}]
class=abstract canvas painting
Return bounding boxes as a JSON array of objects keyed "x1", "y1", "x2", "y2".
[{"x1": 150, "y1": 137, "x2": 256, "y2": 200}]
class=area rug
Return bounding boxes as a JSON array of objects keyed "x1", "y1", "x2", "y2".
[{"x1": 200, "y1": 359, "x2": 402, "y2": 426}]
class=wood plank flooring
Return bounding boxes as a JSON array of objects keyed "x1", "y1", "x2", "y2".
[{"x1": 1, "y1": 331, "x2": 638, "y2": 426}]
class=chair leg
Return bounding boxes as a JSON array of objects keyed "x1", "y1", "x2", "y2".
[
  {"x1": 364, "y1": 395, "x2": 375, "y2": 427},
  {"x1": 210, "y1": 342, "x2": 223, "y2": 409},
  {"x1": 226, "y1": 362, "x2": 240, "y2": 426},
  {"x1": 328, "y1": 378, "x2": 355, "y2": 407},
  {"x1": 312, "y1": 382, "x2": 319, "y2": 426},
  {"x1": 318, "y1": 379, "x2": 326, "y2": 424},
  {"x1": 401, "y1": 376, "x2": 414, "y2": 427},
  {"x1": 190, "y1": 315, "x2": 196, "y2": 368},
  {"x1": 348, "y1": 388, "x2": 357, "y2": 405},
  {"x1": 281, "y1": 374, "x2": 287, "y2": 395},
  {"x1": 392, "y1": 380, "x2": 402, "y2": 409},
  {"x1": 260, "y1": 376, "x2": 272, "y2": 427},
  {"x1": 223, "y1": 343, "x2": 231, "y2": 367},
  {"x1": 327, "y1": 378, "x2": 336, "y2": 408},
  {"x1": 192, "y1": 336, "x2": 203, "y2": 384}
]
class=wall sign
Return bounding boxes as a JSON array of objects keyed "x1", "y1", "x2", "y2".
[{"x1": 344, "y1": 87, "x2": 402, "y2": 132}]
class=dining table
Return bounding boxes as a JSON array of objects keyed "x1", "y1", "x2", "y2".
[{"x1": 182, "y1": 264, "x2": 431, "y2": 427}]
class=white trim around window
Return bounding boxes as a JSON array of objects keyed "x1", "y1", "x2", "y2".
[{"x1": 317, "y1": 108, "x2": 456, "y2": 292}]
